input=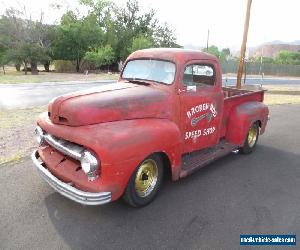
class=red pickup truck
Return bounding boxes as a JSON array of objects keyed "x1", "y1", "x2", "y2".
[{"x1": 32, "y1": 48, "x2": 269, "y2": 207}]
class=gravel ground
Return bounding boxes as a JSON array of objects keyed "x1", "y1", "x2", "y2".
[
  {"x1": 0, "y1": 71, "x2": 119, "y2": 84},
  {"x1": 0, "y1": 106, "x2": 46, "y2": 165}
]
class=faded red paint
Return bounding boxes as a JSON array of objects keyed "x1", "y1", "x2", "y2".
[{"x1": 36, "y1": 48, "x2": 269, "y2": 202}]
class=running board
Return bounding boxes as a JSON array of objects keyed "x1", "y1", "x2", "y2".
[{"x1": 180, "y1": 140, "x2": 238, "y2": 178}]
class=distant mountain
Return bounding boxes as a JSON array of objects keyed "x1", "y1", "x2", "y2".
[
  {"x1": 290, "y1": 40, "x2": 300, "y2": 45},
  {"x1": 263, "y1": 40, "x2": 300, "y2": 46},
  {"x1": 250, "y1": 41, "x2": 300, "y2": 58},
  {"x1": 250, "y1": 45, "x2": 300, "y2": 58},
  {"x1": 183, "y1": 40, "x2": 300, "y2": 58}
]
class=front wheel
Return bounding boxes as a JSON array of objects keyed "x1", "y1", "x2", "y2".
[
  {"x1": 123, "y1": 154, "x2": 164, "y2": 207},
  {"x1": 240, "y1": 122, "x2": 259, "y2": 154}
]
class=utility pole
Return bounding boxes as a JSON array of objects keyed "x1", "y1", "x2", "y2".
[
  {"x1": 206, "y1": 29, "x2": 210, "y2": 51},
  {"x1": 236, "y1": 0, "x2": 252, "y2": 89},
  {"x1": 259, "y1": 47, "x2": 264, "y2": 85}
]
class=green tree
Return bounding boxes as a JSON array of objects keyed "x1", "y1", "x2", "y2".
[
  {"x1": 250, "y1": 56, "x2": 274, "y2": 64},
  {"x1": 0, "y1": 10, "x2": 25, "y2": 72},
  {"x1": 80, "y1": 0, "x2": 113, "y2": 27},
  {"x1": 111, "y1": 0, "x2": 156, "y2": 60},
  {"x1": 0, "y1": 19, "x2": 10, "y2": 74},
  {"x1": 33, "y1": 23, "x2": 58, "y2": 72},
  {"x1": 0, "y1": 46, "x2": 8, "y2": 74},
  {"x1": 220, "y1": 48, "x2": 231, "y2": 61},
  {"x1": 53, "y1": 11, "x2": 104, "y2": 72},
  {"x1": 275, "y1": 50, "x2": 300, "y2": 65},
  {"x1": 153, "y1": 23, "x2": 179, "y2": 48},
  {"x1": 6, "y1": 42, "x2": 49, "y2": 74},
  {"x1": 79, "y1": 0, "x2": 119, "y2": 59},
  {"x1": 79, "y1": 0, "x2": 179, "y2": 63},
  {"x1": 1, "y1": 1, "x2": 179, "y2": 73},
  {"x1": 262, "y1": 57, "x2": 274, "y2": 64},
  {"x1": 129, "y1": 35, "x2": 153, "y2": 53},
  {"x1": 0, "y1": 8, "x2": 56, "y2": 74},
  {"x1": 203, "y1": 46, "x2": 231, "y2": 62},
  {"x1": 203, "y1": 45, "x2": 220, "y2": 57},
  {"x1": 84, "y1": 45, "x2": 115, "y2": 70}
]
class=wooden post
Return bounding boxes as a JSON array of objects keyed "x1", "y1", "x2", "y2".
[
  {"x1": 236, "y1": 0, "x2": 252, "y2": 89},
  {"x1": 206, "y1": 29, "x2": 210, "y2": 51}
]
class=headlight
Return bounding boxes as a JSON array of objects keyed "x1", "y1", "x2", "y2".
[
  {"x1": 80, "y1": 150, "x2": 99, "y2": 181},
  {"x1": 35, "y1": 126, "x2": 45, "y2": 145}
]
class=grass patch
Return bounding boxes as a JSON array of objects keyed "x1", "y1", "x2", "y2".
[
  {"x1": 0, "y1": 106, "x2": 46, "y2": 166},
  {"x1": 264, "y1": 94, "x2": 300, "y2": 105},
  {"x1": 0, "y1": 71, "x2": 118, "y2": 84},
  {"x1": 0, "y1": 152, "x2": 22, "y2": 165},
  {"x1": 263, "y1": 84, "x2": 300, "y2": 105},
  {"x1": 0, "y1": 106, "x2": 46, "y2": 129}
]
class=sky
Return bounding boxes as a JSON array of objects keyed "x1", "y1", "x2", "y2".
[{"x1": 0, "y1": 0, "x2": 299, "y2": 49}]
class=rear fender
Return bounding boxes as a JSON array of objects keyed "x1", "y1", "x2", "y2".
[{"x1": 225, "y1": 102, "x2": 269, "y2": 145}]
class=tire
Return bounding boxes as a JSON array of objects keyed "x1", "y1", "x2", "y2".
[
  {"x1": 240, "y1": 122, "x2": 259, "y2": 154},
  {"x1": 123, "y1": 154, "x2": 164, "y2": 207}
]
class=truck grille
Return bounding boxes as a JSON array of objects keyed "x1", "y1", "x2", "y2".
[{"x1": 36, "y1": 126, "x2": 84, "y2": 160}]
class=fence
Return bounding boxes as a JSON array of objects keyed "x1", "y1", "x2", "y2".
[{"x1": 221, "y1": 61, "x2": 300, "y2": 77}]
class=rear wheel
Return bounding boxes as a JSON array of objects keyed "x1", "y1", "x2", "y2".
[
  {"x1": 240, "y1": 122, "x2": 259, "y2": 154},
  {"x1": 123, "y1": 154, "x2": 164, "y2": 207}
]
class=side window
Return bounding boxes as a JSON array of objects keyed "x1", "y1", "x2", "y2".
[{"x1": 183, "y1": 64, "x2": 215, "y2": 87}]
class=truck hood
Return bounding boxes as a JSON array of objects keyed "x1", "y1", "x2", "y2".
[{"x1": 48, "y1": 82, "x2": 173, "y2": 126}]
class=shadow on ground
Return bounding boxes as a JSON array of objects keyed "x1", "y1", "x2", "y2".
[{"x1": 44, "y1": 144, "x2": 300, "y2": 250}]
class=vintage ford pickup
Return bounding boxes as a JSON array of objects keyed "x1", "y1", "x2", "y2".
[{"x1": 32, "y1": 48, "x2": 269, "y2": 207}]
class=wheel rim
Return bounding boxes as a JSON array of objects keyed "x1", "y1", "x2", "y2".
[
  {"x1": 135, "y1": 159, "x2": 158, "y2": 198},
  {"x1": 248, "y1": 124, "x2": 258, "y2": 147}
]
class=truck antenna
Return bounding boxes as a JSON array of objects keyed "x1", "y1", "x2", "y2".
[{"x1": 236, "y1": 0, "x2": 252, "y2": 89}]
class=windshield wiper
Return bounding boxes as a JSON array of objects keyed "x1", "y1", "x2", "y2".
[{"x1": 125, "y1": 78, "x2": 150, "y2": 86}]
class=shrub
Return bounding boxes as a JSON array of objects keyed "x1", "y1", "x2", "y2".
[{"x1": 53, "y1": 60, "x2": 75, "y2": 72}]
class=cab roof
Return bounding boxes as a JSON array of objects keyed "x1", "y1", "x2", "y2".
[{"x1": 127, "y1": 48, "x2": 218, "y2": 64}]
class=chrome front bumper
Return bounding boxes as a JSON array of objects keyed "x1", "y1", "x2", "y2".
[{"x1": 31, "y1": 150, "x2": 111, "y2": 205}]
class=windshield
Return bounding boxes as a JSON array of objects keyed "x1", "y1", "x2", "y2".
[{"x1": 122, "y1": 59, "x2": 176, "y2": 85}]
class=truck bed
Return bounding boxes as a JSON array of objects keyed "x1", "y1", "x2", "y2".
[
  {"x1": 223, "y1": 86, "x2": 264, "y2": 99},
  {"x1": 221, "y1": 86, "x2": 266, "y2": 137}
]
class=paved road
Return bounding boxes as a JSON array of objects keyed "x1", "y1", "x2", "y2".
[
  {"x1": 1, "y1": 77, "x2": 300, "y2": 108},
  {"x1": 0, "y1": 80, "x2": 115, "y2": 108},
  {"x1": 1, "y1": 104, "x2": 300, "y2": 249},
  {"x1": 223, "y1": 76, "x2": 300, "y2": 86}
]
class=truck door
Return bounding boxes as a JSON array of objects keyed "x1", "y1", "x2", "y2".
[{"x1": 179, "y1": 62, "x2": 223, "y2": 153}]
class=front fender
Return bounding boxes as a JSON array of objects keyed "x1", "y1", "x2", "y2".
[
  {"x1": 38, "y1": 115, "x2": 182, "y2": 199},
  {"x1": 225, "y1": 102, "x2": 269, "y2": 145},
  {"x1": 94, "y1": 118, "x2": 182, "y2": 198},
  {"x1": 93, "y1": 119, "x2": 182, "y2": 166},
  {"x1": 38, "y1": 114, "x2": 181, "y2": 164}
]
